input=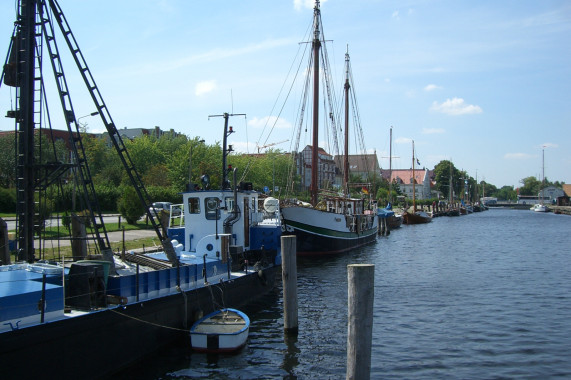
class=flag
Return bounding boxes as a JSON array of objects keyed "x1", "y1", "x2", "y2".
[
  {"x1": 361, "y1": 187, "x2": 369, "y2": 194},
  {"x1": 416, "y1": 158, "x2": 421, "y2": 166}
]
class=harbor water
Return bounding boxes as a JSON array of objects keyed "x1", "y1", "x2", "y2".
[{"x1": 120, "y1": 208, "x2": 571, "y2": 379}]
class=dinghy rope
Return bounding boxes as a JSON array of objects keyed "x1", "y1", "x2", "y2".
[
  {"x1": 208, "y1": 282, "x2": 226, "y2": 310},
  {"x1": 107, "y1": 282, "x2": 228, "y2": 332},
  {"x1": 108, "y1": 307, "x2": 190, "y2": 332}
]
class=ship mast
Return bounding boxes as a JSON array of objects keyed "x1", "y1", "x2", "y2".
[
  {"x1": 343, "y1": 48, "x2": 350, "y2": 197},
  {"x1": 412, "y1": 140, "x2": 416, "y2": 212},
  {"x1": 388, "y1": 126, "x2": 393, "y2": 203},
  {"x1": 541, "y1": 146, "x2": 545, "y2": 205},
  {"x1": 310, "y1": 1, "x2": 321, "y2": 206}
]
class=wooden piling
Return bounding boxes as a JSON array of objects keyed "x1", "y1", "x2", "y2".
[
  {"x1": 347, "y1": 264, "x2": 374, "y2": 380},
  {"x1": 281, "y1": 235, "x2": 298, "y2": 334},
  {"x1": 71, "y1": 214, "x2": 87, "y2": 261},
  {"x1": 0, "y1": 217, "x2": 11, "y2": 265}
]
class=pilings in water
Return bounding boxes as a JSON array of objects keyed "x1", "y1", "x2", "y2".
[
  {"x1": 281, "y1": 235, "x2": 298, "y2": 334},
  {"x1": 347, "y1": 264, "x2": 375, "y2": 380},
  {"x1": 378, "y1": 217, "x2": 390, "y2": 236}
]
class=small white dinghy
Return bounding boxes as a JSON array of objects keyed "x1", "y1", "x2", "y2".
[{"x1": 190, "y1": 308, "x2": 250, "y2": 353}]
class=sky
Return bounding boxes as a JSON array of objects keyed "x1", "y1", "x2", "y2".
[{"x1": 1, "y1": 0, "x2": 570, "y2": 189}]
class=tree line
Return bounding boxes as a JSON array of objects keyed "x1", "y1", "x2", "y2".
[
  {"x1": 0, "y1": 132, "x2": 565, "y2": 217},
  {"x1": 0, "y1": 132, "x2": 294, "y2": 216}
]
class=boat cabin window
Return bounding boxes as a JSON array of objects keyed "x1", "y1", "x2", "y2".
[
  {"x1": 225, "y1": 197, "x2": 235, "y2": 212},
  {"x1": 188, "y1": 197, "x2": 200, "y2": 214},
  {"x1": 205, "y1": 197, "x2": 220, "y2": 220}
]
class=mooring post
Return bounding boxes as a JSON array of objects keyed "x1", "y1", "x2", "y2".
[
  {"x1": 0, "y1": 218, "x2": 11, "y2": 265},
  {"x1": 281, "y1": 235, "x2": 298, "y2": 334},
  {"x1": 347, "y1": 264, "x2": 374, "y2": 380}
]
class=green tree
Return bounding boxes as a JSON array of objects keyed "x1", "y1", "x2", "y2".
[
  {"x1": 144, "y1": 164, "x2": 171, "y2": 187},
  {"x1": 83, "y1": 134, "x2": 108, "y2": 177},
  {"x1": 496, "y1": 185, "x2": 517, "y2": 201},
  {"x1": 376, "y1": 187, "x2": 389, "y2": 203},
  {"x1": 0, "y1": 187, "x2": 17, "y2": 212},
  {"x1": 157, "y1": 133, "x2": 188, "y2": 158},
  {"x1": 518, "y1": 176, "x2": 541, "y2": 196},
  {"x1": 165, "y1": 137, "x2": 205, "y2": 191},
  {"x1": 118, "y1": 186, "x2": 146, "y2": 224},
  {"x1": 0, "y1": 134, "x2": 16, "y2": 188},
  {"x1": 479, "y1": 181, "x2": 497, "y2": 198},
  {"x1": 433, "y1": 160, "x2": 460, "y2": 200},
  {"x1": 125, "y1": 136, "x2": 165, "y2": 179}
]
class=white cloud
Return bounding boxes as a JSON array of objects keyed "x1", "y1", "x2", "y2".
[
  {"x1": 424, "y1": 84, "x2": 442, "y2": 92},
  {"x1": 504, "y1": 153, "x2": 533, "y2": 159},
  {"x1": 248, "y1": 116, "x2": 292, "y2": 129},
  {"x1": 195, "y1": 80, "x2": 217, "y2": 96},
  {"x1": 392, "y1": 10, "x2": 400, "y2": 20},
  {"x1": 422, "y1": 128, "x2": 445, "y2": 134},
  {"x1": 430, "y1": 97, "x2": 483, "y2": 115}
]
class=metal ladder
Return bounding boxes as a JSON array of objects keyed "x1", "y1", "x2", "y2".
[
  {"x1": 38, "y1": 1, "x2": 110, "y2": 250},
  {"x1": 13, "y1": 0, "x2": 43, "y2": 262},
  {"x1": 44, "y1": 0, "x2": 167, "y2": 244}
]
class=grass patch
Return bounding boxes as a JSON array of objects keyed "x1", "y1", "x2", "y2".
[
  {"x1": 8, "y1": 219, "x2": 162, "y2": 262},
  {"x1": 12, "y1": 220, "x2": 155, "y2": 237},
  {"x1": 38, "y1": 236, "x2": 162, "y2": 262}
]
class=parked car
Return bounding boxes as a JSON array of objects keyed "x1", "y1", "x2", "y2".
[{"x1": 149, "y1": 202, "x2": 180, "y2": 217}]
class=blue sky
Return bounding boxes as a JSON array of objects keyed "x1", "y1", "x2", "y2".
[{"x1": 1, "y1": 0, "x2": 569, "y2": 188}]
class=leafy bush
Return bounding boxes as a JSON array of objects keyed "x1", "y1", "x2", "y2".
[
  {"x1": 118, "y1": 186, "x2": 146, "y2": 224},
  {"x1": 0, "y1": 187, "x2": 16, "y2": 213},
  {"x1": 94, "y1": 184, "x2": 122, "y2": 212},
  {"x1": 146, "y1": 186, "x2": 183, "y2": 205}
]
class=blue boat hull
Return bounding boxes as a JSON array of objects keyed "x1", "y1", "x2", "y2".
[{"x1": 0, "y1": 265, "x2": 277, "y2": 379}]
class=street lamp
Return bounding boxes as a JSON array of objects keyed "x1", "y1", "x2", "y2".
[
  {"x1": 77, "y1": 111, "x2": 99, "y2": 131},
  {"x1": 189, "y1": 139, "x2": 205, "y2": 190},
  {"x1": 71, "y1": 112, "x2": 98, "y2": 210}
]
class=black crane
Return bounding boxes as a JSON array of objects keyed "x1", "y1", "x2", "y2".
[{"x1": 2, "y1": 0, "x2": 176, "y2": 264}]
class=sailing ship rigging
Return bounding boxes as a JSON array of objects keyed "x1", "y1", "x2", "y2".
[
  {"x1": 402, "y1": 140, "x2": 431, "y2": 224},
  {"x1": 280, "y1": 1, "x2": 378, "y2": 255},
  {"x1": 378, "y1": 126, "x2": 403, "y2": 230}
]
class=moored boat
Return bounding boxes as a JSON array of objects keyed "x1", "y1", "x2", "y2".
[
  {"x1": 282, "y1": 196, "x2": 377, "y2": 255},
  {"x1": 190, "y1": 308, "x2": 250, "y2": 353},
  {"x1": 402, "y1": 209, "x2": 432, "y2": 224},
  {"x1": 378, "y1": 202, "x2": 403, "y2": 230},
  {"x1": 532, "y1": 147, "x2": 550, "y2": 213},
  {"x1": 280, "y1": 2, "x2": 377, "y2": 254},
  {"x1": 531, "y1": 203, "x2": 549, "y2": 212}
]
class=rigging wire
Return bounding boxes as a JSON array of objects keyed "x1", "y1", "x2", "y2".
[{"x1": 241, "y1": 21, "x2": 313, "y2": 183}]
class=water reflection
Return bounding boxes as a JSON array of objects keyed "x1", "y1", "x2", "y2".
[{"x1": 282, "y1": 332, "x2": 300, "y2": 377}]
